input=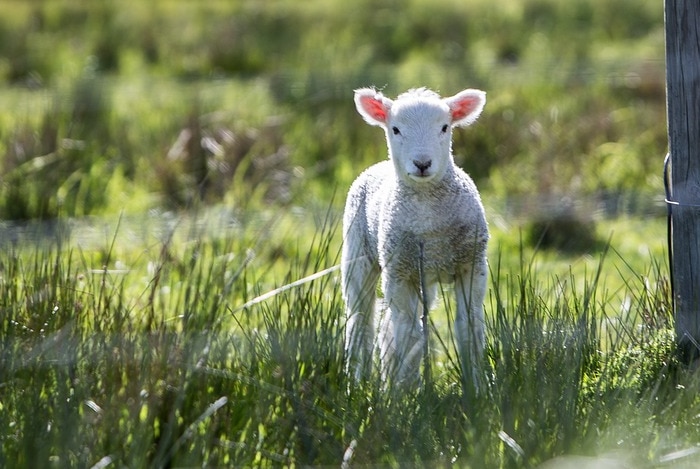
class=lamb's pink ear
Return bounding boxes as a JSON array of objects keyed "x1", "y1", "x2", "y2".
[
  {"x1": 445, "y1": 89, "x2": 486, "y2": 127},
  {"x1": 354, "y1": 88, "x2": 392, "y2": 127}
]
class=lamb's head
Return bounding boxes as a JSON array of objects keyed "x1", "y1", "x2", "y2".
[{"x1": 354, "y1": 87, "x2": 486, "y2": 184}]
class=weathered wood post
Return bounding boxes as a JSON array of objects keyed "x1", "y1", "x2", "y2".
[{"x1": 665, "y1": 1, "x2": 700, "y2": 362}]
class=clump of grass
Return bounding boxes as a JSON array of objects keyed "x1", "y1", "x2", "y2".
[
  {"x1": 0, "y1": 75, "x2": 124, "y2": 219},
  {"x1": 524, "y1": 201, "x2": 602, "y2": 253},
  {"x1": 156, "y1": 101, "x2": 293, "y2": 211}
]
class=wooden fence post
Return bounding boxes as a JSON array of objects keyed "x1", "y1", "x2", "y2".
[{"x1": 665, "y1": 0, "x2": 700, "y2": 362}]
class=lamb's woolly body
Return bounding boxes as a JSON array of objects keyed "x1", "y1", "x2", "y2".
[
  {"x1": 346, "y1": 160, "x2": 487, "y2": 282},
  {"x1": 343, "y1": 86, "x2": 489, "y2": 387}
]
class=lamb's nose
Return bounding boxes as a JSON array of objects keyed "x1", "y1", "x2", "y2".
[{"x1": 413, "y1": 160, "x2": 432, "y2": 173}]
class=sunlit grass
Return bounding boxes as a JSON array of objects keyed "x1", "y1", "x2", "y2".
[{"x1": 1, "y1": 209, "x2": 698, "y2": 467}]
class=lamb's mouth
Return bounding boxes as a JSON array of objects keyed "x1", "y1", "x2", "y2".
[{"x1": 408, "y1": 171, "x2": 435, "y2": 180}]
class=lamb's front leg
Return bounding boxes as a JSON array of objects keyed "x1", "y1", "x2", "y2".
[
  {"x1": 380, "y1": 277, "x2": 427, "y2": 386},
  {"x1": 454, "y1": 255, "x2": 488, "y2": 392},
  {"x1": 342, "y1": 254, "x2": 380, "y2": 381}
]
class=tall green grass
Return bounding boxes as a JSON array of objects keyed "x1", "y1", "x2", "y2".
[{"x1": 1, "y1": 215, "x2": 697, "y2": 468}]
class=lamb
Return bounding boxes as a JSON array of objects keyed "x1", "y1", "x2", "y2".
[{"x1": 341, "y1": 87, "x2": 489, "y2": 388}]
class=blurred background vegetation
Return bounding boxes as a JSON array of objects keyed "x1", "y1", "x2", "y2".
[{"x1": 0, "y1": 0, "x2": 666, "y2": 248}]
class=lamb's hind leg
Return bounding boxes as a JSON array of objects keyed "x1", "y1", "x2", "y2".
[
  {"x1": 342, "y1": 253, "x2": 380, "y2": 381},
  {"x1": 454, "y1": 254, "x2": 488, "y2": 392}
]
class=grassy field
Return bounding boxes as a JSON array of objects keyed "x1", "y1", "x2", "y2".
[
  {"x1": 0, "y1": 210, "x2": 692, "y2": 468},
  {"x1": 2, "y1": 0, "x2": 697, "y2": 467}
]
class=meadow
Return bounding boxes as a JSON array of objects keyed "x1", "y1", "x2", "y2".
[{"x1": 2, "y1": 0, "x2": 698, "y2": 467}]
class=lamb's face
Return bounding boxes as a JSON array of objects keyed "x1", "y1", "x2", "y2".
[
  {"x1": 385, "y1": 99, "x2": 452, "y2": 183},
  {"x1": 353, "y1": 87, "x2": 486, "y2": 185}
]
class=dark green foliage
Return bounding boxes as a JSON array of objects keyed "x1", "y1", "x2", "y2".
[
  {"x1": 0, "y1": 75, "x2": 123, "y2": 219},
  {"x1": 525, "y1": 206, "x2": 601, "y2": 253}
]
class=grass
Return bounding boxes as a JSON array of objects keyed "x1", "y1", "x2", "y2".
[{"x1": 1, "y1": 209, "x2": 698, "y2": 468}]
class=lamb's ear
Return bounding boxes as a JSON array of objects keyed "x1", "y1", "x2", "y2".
[
  {"x1": 354, "y1": 88, "x2": 393, "y2": 127},
  {"x1": 445, "y1": 89, "x2": 486, "y2": 127}
]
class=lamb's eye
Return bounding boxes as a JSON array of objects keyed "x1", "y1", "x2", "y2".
[
  {"x1": 441, "y1": 124, "x2": 449, "y2": 133},
  {"x1": 392, "y1": 126, "x2": 401, "y2": 135}
]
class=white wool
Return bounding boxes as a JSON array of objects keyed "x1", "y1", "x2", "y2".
[{"x1": 342, "y1": 86, "x2": 489, "y2": 388}]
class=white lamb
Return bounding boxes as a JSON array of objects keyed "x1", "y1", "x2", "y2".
[{"x1": 342, "y1": 87, "x2": 489, "y2": 388}]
